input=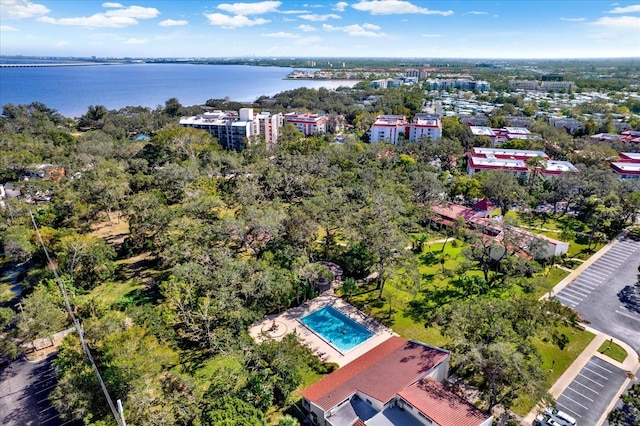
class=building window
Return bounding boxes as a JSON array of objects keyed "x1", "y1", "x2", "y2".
[{"x1": 366, "y1": 398, "x2": 372, "y2": 405}]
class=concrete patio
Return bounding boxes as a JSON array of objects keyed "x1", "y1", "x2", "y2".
[{"x1": 249, "y1": 293, "x2": 397, "y2": 367}]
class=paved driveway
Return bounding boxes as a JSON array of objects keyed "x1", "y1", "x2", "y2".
[
  {"x1": 0, "y1": 355, "x2": 81, "y2": 426},
  {"x1": 555, "y1": 356, "x2": 627, "y2": 426},
  {"x1": 555, "y1": 237, "x2": 640, "y2": 353}
]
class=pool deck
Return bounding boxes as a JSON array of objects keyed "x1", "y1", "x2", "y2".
[{"x1": 249, "y1": 293, "x2": 397, "y2": 367}]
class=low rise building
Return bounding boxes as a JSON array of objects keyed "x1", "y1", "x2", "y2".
[
  {"x1": 466, "y1": 148, "x2": 577, "y2": 178},
  {"x1": 611, "y1": 153, "x2": 640, "y2": 179},
  {"x1": 301, "y1": 336, "x2": 492, "y2": 426}
]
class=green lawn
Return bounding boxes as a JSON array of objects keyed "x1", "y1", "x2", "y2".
[
  {"x1": 511, "y1": 326, "x2": 595, "y2": 416},
  {"x1": 598, "y1": 340, "x2": 627, "y2": 363},
  {"x1": 341, "y1": 238, "x2": 594, "y2": 418}
]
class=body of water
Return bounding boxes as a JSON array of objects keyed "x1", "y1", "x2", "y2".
[{"x1": 0, "y1": 63, "x2": 358, "y2": 118}]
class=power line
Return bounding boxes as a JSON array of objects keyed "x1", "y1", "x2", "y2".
[{"x1": 29, "y1": 210, "x2": 125, "y2": 426}]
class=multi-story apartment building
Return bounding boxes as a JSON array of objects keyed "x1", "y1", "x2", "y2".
[
  {"x1": 369, "y1": 115, "x2": 407, "y2": 144},
  {"x1": 284, "y1": 112, "x2": 329, "y2": 136},
  {"x1": 508, "y1": 79, "x2": 574, "y2": 92},
  {"x1": 256, "y1": 111, "x2": 283, "y2": 146},
  {"x1": 369, "y1": 114, "x2": 442, "y2": 144},
  {"x1": 408, "y1": 113, "x2": 443, "y2": 142},
  {"x1": 179, "y1": 108, "x2": 262, "y2": 150}
]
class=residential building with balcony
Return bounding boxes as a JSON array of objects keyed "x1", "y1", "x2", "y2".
[
  {"x1": 369, "y1": 114, "x2": 442, "y2": 144},
  {"x1": 179, "y1": 108, "x2": 261, "y2": 150},
  {"x1": 284, "y1": 112, "x2": 329, "y2": 136}
]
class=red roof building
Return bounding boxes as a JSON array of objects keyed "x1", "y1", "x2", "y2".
[{"x1": 300, "y1": 337, "x2": 492, "y2": 426}]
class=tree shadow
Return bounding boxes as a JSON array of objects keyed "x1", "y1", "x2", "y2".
[{"x1": 618, "y1": 283, "x2": 640, "y2": 315}]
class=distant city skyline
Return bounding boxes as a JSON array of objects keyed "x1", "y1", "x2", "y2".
[{"x1": 1, "y1": 0, "x2": 639, "y2": 59}]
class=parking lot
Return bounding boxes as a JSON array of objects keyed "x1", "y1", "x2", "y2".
[
  {"x1": 555, "y1": 356, "x2": 627, "y2": 426},
  {"x1": 0, "y1": 355, "x2": 81, "y2": 426},
  {"x1": 555, "y1": 237, "x2": 640, "y2": 352}
]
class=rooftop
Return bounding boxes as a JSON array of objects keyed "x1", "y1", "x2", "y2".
[
  {"x1": 468, "y1": 157, "x2": 529, "y2": 170},
  {"x1": 471, "y1": 147, "x2": 548, "y2": 158},
  {"x1": 398, "y1": 379, "x2": 491, "y2": 426},
  {"x1": 611, "y1": 162, "x2": 640, "y2": 174},
  {"x1": 301, "y1": 337, "x2": 449, "y2": 412},
  {"x1": 469, "y1": 126, "x2": 495, "y2": 136}
]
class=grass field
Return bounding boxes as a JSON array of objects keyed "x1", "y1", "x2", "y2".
[
  {"x1": 512, "y1": 326, "x2": 595, "y2": 416},
  {"x1": 340, "y1": 238, "x2": 594, "y2": 418},
  {"x1": 598, "y1": 340, "x2": 628, "y2": 363}
]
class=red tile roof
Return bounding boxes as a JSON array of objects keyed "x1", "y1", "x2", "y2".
[
  {"x1": 398, "y1": 379, "x2": 491, "y2": 426},
  {"x1": 351, "y1": 419, "x2": 366, "y2": 426},
  {"x1": 301, "y1": 337, "x2": 449, "y2": 411}
]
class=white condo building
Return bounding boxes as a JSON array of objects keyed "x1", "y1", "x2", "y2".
[
  {"x1": 179, "y1": 108, "x2": 281, "y2": 150},
  {"x1": 369, "y1": 114, "x2": 442, "y2": 144}
]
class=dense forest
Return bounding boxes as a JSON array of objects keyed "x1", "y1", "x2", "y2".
[{"x1": 0, "y1": 83, "x2": 639, "y2": 425}]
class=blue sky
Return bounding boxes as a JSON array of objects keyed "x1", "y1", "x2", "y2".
[{"x1": 1, "y1": 0, "x2": 639, "y2": 58}]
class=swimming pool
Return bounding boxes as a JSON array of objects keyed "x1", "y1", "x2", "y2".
[{"x1": 300, "y1": 305, "x2": 374, "y2": 353}]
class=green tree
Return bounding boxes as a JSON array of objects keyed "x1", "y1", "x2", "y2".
[
  {"x1": 54, "y1": 234, "x2": 116, "y2": 289},
  {"x1": 607, "y1": 382, "x2": 640, "y2": 426},
  {"x1": 18, "y1": 284, "x2": 68, "y2": 346}
]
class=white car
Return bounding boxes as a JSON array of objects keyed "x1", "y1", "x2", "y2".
[{"x1": 544, "y1": 407, "x2": 577, "y2": 426}]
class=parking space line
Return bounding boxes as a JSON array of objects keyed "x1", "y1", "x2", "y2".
[
  {"x1": 583, "y1": 366, "x2": 609, "y2": 380},
  {"x1": 41, "y1": 414, "x2": 59, "y2": 424},
  {"x1": 582, "y1": 270, "x2": 609, "y2": 279},
  {"x1": 575, "y1": 276, "x2": 601, "y2": 286},
  {"x1": 578, "y1": 373, "x2": 605, "y2": 387},
  {"x1": 34, "y1": 383, "x2": 57, "y2": 395},
  {"x1": 588, "y1": 360, "x2": 613, "y2": 374},
  {"x1": 572, "y1": 280, "x2": 598, "y2": 290},
  {"x1": 566, "y1": 386, "x2": 594, "y2": 402},
  {"x1": 556, "y1": 403, "x2": 583, "y2": 418},
  {"x1": 589, "y1": 264, "x2": 617, "y2": 273},
  {"x1": 556, "y1": 292, "x2": 582, "y2": 303},
  {"x1": 616, "y1": 310, "x2": 640, "y2": 322},
  {"x1": 556, "y1": 291, "x2": 582, "y2": 305},
  {"x1": 572, "y1": 380, "x2": 599, "y2": 394},
  {"x1": 559, "y1": 394, "x2": 589, "y2": 409},
  {"x1": 563, "y1": 287, "x2": 590, "y2": 297},
  {"x1": 40, "y1": 405, "x2": 54, "y2": 414}
]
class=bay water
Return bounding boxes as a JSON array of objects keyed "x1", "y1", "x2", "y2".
[{"x1": 0, "y1": 63, "x2": 357, "y2": 118}]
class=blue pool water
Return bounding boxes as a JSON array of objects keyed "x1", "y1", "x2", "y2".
[{"x1": 300, "y1": 306, "x2": 374, "y2": 353}]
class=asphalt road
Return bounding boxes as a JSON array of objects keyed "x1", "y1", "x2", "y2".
[
  {"x1": 555, "y1": 237, "x2": 640, "y2": 354},
  {"x1": 555, "y1": 356, "x2": 627, "y2": 426},
  {"x1": 0, "y1": 354, "x2": 81, "y2": 426}
]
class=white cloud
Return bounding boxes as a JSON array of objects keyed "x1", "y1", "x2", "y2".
[
  {"x1": 608, "y1": 4, "x2": 640, "y2": 13},
  {"x1": 323, "y1": 22, "x2": 383, "y2": 36},
  {"x1": 54, "y1": 40, "x2": 70, "y2": 47},
  {"x1": 124, "y1": 37, "x2": 149, "y2": 44},
  {"x1": 0, "y1": 25, "x2": 20, "y2": 31},
  {"x1": 464, "y1": 11, "x2": 487, "y2": 15},
  {"x1": 217, "y1": 1, "x2": 281, "y2": 15},
  {"x1": 422, "y1": 33, "x2": 443, "y2": 37},
  {"x1": 104, "y1": 5, "x2": 159, "y2": 19},
  {"x1": 297, "y1": 24, "x2": 317, "y2": 31},
  {"x1": 262, "y1": 31, "x2": 299, "y2": 38},
  {"x1": 560, "y1": 17, "x2": 586, "y2": 22},
  {"x1": 102, "y1": 2, "x2": 123, "y2": 7},
  {"x1": 279, "y1": 9, "x2": 310, "y2": 14},
  {"x1": 303, "y1": 3, "x2": 324, "y2": 7},
  {"x1": 333, "y1": 2, "x2": 348, "y2": 12},
  {"x1": 205, "y1": 13, "x2": 270, "y2": 28},
  {"x1": 0, "y1": 0, "x2": 49, "y2": 19},
  {"x1": 592, "y1": 15, "x2": 640, "y2": 29},
  {"x1": 299, "y1": 13, "x2": 341, "y2": 21},
  {"x1": 352, "y1": 0, "x2": 453, "y2": 16},
  {"x1": 37, "y1": 5, "x2": 160, "y2": 27},
  {"x1": 159, "y1": 19, "x2": 188, "y2": 26}
]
